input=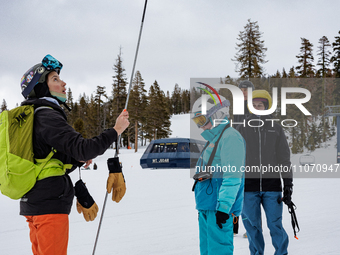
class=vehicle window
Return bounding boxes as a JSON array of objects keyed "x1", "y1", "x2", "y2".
[
  {"x1": 151, "y1": 143, "x2": 165, "y2": 153},
  {"x1": 145, "y1": 143, "x2": 154, "y2": 153},
  {"x1": 190, "y1": 143, "x2": 200, "y2": 153},
  {"x1": 197, "y1": 143, "x2": 205, "y2": 152},
  {"x1": 165, "y1": 143, "x2": 178, "y2": 152},
  {"x1": 178, "y1": 142, "x2": 190, "y2": 152}
]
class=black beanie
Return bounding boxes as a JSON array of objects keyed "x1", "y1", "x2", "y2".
[{"x1": 238, "y1": 80, "x2": 255, "y2": 90}]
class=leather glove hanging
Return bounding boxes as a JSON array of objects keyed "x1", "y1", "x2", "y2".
[
  {"x1": 74, "y1": 179, "x2": 99, "y2": 222},
  {"x1": 107, "y1": 157, "x2": 126, "y2": 203}
]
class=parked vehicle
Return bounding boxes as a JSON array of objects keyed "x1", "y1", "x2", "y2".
[{"x1": 140, "y1": 138, "x2": 206, "y2": 169}]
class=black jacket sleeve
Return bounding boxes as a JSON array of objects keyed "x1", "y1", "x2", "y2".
[{"x1": 34, "y1": 108, "x2": 118, "y2": 162}]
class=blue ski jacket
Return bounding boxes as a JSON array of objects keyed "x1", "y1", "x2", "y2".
[{"x1": 194, "y1": 118, "x2": 246, "y2": 216}]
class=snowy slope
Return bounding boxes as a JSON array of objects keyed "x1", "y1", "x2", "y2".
[{"x1": 1, "y1": 114, "x2": 340, "y2": 254}]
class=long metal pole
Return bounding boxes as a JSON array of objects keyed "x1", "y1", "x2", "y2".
[
  {"x1": 92, "y1": 1, "x2": 148, "y2": 254},
  {"x1": 125, "y1": 0, "x2": 148, "y2": 111}
]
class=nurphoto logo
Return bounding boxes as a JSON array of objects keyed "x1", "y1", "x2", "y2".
[{"x1": 197, "y1": 82, "x2": 311, "y2": 128}]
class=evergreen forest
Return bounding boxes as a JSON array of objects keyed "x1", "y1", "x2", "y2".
[{"x1": 1, "y1": 19, "x2": 340, "y2": 153}]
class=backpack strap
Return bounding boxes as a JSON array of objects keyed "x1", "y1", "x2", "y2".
[
  {"x1": 206, "y1": 123, "x2": 230, "y2": 167},
  {"x1": 35, "y1": 148, "x2": 57, "y2": 170},
  {"x1": 33, "y1": 106, "x2": 67, "y2": 179},
  {"x1": 192, "y1": 123, "x2": 230, "y2": 191}
]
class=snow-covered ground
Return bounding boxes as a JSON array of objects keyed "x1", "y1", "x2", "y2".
[{"x1": 1, "y1": 114, "x2": 340, "y2": 254}]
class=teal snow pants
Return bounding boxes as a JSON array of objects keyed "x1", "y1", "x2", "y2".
[{"x1": 198, "y1": 210, "x2": 234, "y2": 255}]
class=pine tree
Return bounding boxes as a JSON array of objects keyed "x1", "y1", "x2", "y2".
[
  {"x1": 144, "y1": 84, "x2": 157, "y2": 141},
  {"x1": 296, "y1": 38, "x2": 315, "y2": 77},
  {"x1": 331, "y1": 31, "x2": 340, "y2": 78},
  {"x1": 273, "y1": 70, "x2": 281, "y2": 78},
  {"x1": 140, "y1": 89, "x2": 148, "y2": 146},
  {"x1": 288, "y1": 66, "x2": 296, "y2": 78},
  {"x1": 285, "y1": 78, "x2": 305, "y2": 154},
  {"x1": 112, "y1": 48, "x2": 127, "y2": 121},
  {"x1": 73, "y1": 118, "x2": 85, "y2": 138},
  {"x1": 318, "y1": 116, "x2": 334, "y2": 144},
  {"x1": 127, "y1": 71, "x2": 147, "y2": 152},
  {"x1": 110, "y1": 49, "x2": 128, "y2": 149},
  {"x1": 309, "y1": 120, "x2": 322, "y2": 151},
  {"x1": 233, "y1": 19, "x2": 268, "y2": 78},
  {"x1": 94, "y1": 85, "x2": 107, "y2": 133},
  {"x1": 316, "y1": 36, "x2": 332, "y2": 78},
  {"x1": 331, "y1": 31, "x2": 340, "y2": 106},
  {"x1": 145, "y1": 81, "x2": 171, "y2": 140},
  {"x1": 66, "y1": 88, "x2": 73, "y2": 108},
  {"x1": 78, "y1": 95, "x2": 89, "y2": 138},
  {"x1": 1, "y1": 99, "x2": 7, "y2": 112},
  {"x1": 66, "y1": 88, "x2": 75, "y2": 125},
  {"x1": 72, "y1": 102, "x2": 79, "y2": 119},
  {"x1": 306, "y1": 129, "x2": 316, "y2": 152},
  {"x1": 86, "y1": 95, "x2": 99, "y2": 138},
  {"x1": 171, "y1": 84, "x2": 182, "y2": 114},
  {"x1": 102, "y1": 98, "x2": 111, "y2": 131},
  {"x1": 223, "y1": 75, "x2": 237, "y2": 85},
  {"x1": 166, "y1": 91, "x2": 172, "y2": 115},
  {"x1": 181, "y1": 89, "x2": 190, "y2": 113},
  {"x1": 79, "y1": 94, "x2": 88, "y2": 116}
]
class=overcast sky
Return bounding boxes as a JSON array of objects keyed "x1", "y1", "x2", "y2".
[{"x1": 1, "y1": 0, "x2": 339, "y2": 109}]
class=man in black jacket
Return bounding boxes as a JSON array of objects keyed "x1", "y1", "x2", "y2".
[
  {"x1": 237, "y1": 90, "x2": 293, "y2": 255},
  {"x1": 19, "y1": 54, "x2": 129, "y2": 255}
]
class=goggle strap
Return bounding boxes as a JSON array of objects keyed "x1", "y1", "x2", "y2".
[{"x1": 21, "y1": 71, "x2": 43, "y2": 98}]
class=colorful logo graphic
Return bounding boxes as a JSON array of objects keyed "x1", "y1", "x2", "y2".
[{"x1": 196, "y1": 82, "x2": 223, "y2": 106}]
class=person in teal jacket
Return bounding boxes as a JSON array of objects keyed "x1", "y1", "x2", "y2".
[{"x1": 192, "y1": 95, "x2": 246, "y2": 255}]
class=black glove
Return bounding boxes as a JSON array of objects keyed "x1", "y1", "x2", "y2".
[
  {"x1": 74, "y1": 180, "x2": 99, "y2": 222},
  {"x1": 74, "y1": 179, "x2": 95, "y2": 209},
  {"x1": 216, "y1": 211, "x2": 230, "y2": 229},
  {"x1": 282, "y1": 185, "x2": 293, "y2": 205}
]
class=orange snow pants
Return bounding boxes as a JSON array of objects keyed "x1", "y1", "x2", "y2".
[{"x1": 25, "y1": 214, "x2": 69, "y2": 255}]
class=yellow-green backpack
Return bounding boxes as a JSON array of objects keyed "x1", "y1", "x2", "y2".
[{"x1": 0, "y1": 105, "x2": 55, "y2": 200}]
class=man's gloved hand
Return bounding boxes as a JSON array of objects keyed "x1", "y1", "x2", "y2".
[
  {"x1": 76, "y1": 199, "x2": 99, "y2": 222},
  {"x1": 74, "y1": 180, "x2": 99, "y2": 222},
  {"x1": 107, "y1": 173, "x2": 126, "y2": 203},
  {"x1": 107, "y1": 157, "x2": 126, "y2": 203},
  {"x1": 282, "y1": 185, "x2": 293, "y2": 205},
  {"x1": 216, "y1": 211, "x2": 230, "y2": 229}
]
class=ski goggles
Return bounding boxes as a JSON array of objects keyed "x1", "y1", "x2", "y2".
[
  {"x1": 192, "y1": 113, "x2": 211, "y2": 128},
  {"x1": 41, "y1": 54, "x2": 63, "y2": 71},
  {"x1": 192, "y1": 100, "x2": 230, "y2": 128}
]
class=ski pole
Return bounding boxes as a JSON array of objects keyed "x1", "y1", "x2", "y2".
[{"x1": 92, "y1": 1, "x2": 148, "y2": 254}]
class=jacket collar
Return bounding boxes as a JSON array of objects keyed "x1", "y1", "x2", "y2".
[
  {"x1": 201, "y1": 117, "x2": 229, "y2": 142},
  {"x1": 21, "y1": 98, "x2": 67, "y2": 120}
]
